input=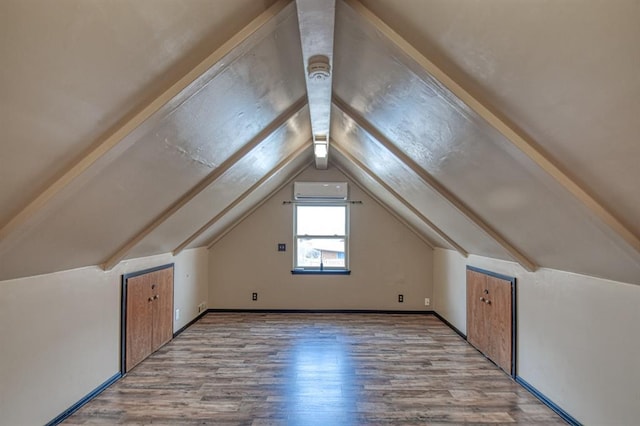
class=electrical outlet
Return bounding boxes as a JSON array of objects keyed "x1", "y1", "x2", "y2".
[
  {"x1": 425, "y1": 298, "x2": 430, "y2": 306},
  {"x1": 252, "y1": 292, "x2": 258, "y2": 301},
  {"x1": 398, "y1": 294, "x2": 404, "y2": 303},
  {"x1": 175, "y1": 309, "x2": 180, "y2": 320},
  {"x1": 198, "y1": 302, "x2": 206, "y2": 313},
  {"x1": 277, "y1": 243, "x2": 286, "y2": 252}
]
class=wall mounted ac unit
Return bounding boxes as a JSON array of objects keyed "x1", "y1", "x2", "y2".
[{"x1": 294, "y1": 182, "x2": 348, "y2": 200}]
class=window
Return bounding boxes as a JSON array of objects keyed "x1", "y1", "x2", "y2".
[{"x1": 294, "y1": 204, "x2": 349, "y2": 272}]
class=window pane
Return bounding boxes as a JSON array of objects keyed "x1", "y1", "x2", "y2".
[
  {"x1": 296, "y1": 238, "x2": 345, "y2": 268},
  {"x1": 296, "y1": 206, "x2": 345, "y2": 236}
]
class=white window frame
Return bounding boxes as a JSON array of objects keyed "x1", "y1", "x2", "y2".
[{"x1": 293, "y1": 202, "x2": 349, "y2": 271}]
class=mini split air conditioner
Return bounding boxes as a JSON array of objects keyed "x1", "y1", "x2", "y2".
[{"x1": 294, "y1": 182, "x2": 348, "y2": 200}]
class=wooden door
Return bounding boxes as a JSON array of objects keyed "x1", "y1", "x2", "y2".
[
  {"x1": 486, "y1": 275, "x2": 512, "y2": 374},
  {"x1": 466, "y1": 270, "x2": 488, "y2": 352},
  {"x1": 151, "y1": 268, "x2": 174, "y2": 351},
  {"x1": 123, "y1": 264, "x2": 174, "y2": 373},
  {"x1": 126, "y1": 273, "x2": 154, "y2": 371},
  {"x1": 466, "y1": 268, "x2": 514, "y2": 376}
]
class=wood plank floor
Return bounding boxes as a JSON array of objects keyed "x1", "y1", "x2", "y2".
[{"x1": 64, "y1": 313, "x2": 564, "y2": 425}]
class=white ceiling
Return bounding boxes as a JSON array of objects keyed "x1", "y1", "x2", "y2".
[{"x1": 1, "y1": 0, "x2": 639, "y2": 284}]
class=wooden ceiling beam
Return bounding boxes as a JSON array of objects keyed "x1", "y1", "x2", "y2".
[
  {"x1": 206, "y1": 162, "x2": 312, "y2": 250},
  {"x1": 331, "y1": 141, "x2": 468, "y2": 257},
  {"x1": 0, "y1": 0, "x2": 292, "y2": 244},
  {"x1": 345, "y1": 0, "x2": 640, "y2": 256},
  {"x1": 173, "y1": 144, "x2": 312, "y2": 256},
  {"x1": 332, "y1": 161, "x2": 435, "y2": 249},
  {"x1": 296, "y1": 0, "x2": 336, "y2": 169},
  {"x1": 102, "y1": 98, "x2": 306, "y2": 270},
  {"x1": 333, "y1": 97, "x2": 537, "y2": 271}
]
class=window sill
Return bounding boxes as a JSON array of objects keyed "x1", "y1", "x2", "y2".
[{"x1": 291, "y1": 269, "x2": 351, "y2": 275}]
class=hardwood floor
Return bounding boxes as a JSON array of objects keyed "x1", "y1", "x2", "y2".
[{"x1": 64, "y1": 313, "x2": 564, "y2": 425}]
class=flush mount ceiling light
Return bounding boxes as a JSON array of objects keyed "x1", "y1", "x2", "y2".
[
  {"x1": 314, "y1": 143, "x2": 328, "y2": 158},
  {"x1": 314, "y1": 134, "x2": 328, "y2": 158},
  {"x1": 307, "y1": 55, "x2": 331, "y2": 81}
]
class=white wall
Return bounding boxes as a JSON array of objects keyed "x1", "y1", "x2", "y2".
[
  {"x1": 432, "y1": 248, "x2": 640, "y2": 425},
  {"x1": 173, "y1": 248, "x2": 209, "y2": 330},
  {"x1": 209, "y1": 166, "x2": 434, "y2": 310},
  {"x1": 433, "y1": 248, "x2": 468, "y2": 333},
  {"x1": 0, "y1": 248, "x2": 208, "y2": 426}
]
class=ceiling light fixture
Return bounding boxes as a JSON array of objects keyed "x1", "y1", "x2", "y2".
[
  {"x1": 307, "y1": 55, "x2": 331, "y2": 81},
  {"x1": 314, "y1": 143, "x2": 328, "y2": 158},
  {"x1": 313, "y1": 134, "x2": 328, "y2": 158}
]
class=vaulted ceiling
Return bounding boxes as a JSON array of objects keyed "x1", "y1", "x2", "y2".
[{"x1": 1, "y1": 0, "x2": 639, "y2": 284}]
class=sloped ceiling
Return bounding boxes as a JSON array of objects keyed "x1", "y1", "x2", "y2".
[{"x1": 1, "y1": 0, "x2": 639, "y2": 285}]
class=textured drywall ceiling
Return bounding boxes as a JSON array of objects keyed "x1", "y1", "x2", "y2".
[
  {"x1": 0, "y1": 0, "x2": 306, "y2": 280},
  {"x1": 358, "y1": 0, "x2": 640, "y2": 237},
  {"x1": 0, "y1": 0, "x2": 280, "y2": 225},
  {"x1": 331, "y1": 0, "x2": 640, "y2": 283},
  {"x1": 1, "y1": 0, "x2": 639, "y2": 284}
]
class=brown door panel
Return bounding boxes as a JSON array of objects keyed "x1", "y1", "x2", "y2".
[
  {"x1": 487, "y1": 276, "x2": 512, "y2": 374},
  {"x1": 151, "y1": 268, "x2": 174, "y2": 350},
  {"x1": 126, "y1": 274, "x2": 153, "y2": 372},
  {"x1": 466, "y1": 270, "x2": 488, "y2": 352},
  {"x1": 466, "y1": 268, "x2": 514, "y2": 376},
  {"x1": 123, "y1": 265, "x2": 174, "y2": 372}
]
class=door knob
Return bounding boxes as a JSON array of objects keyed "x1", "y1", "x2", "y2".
[
  {"x1": 154, "y1": 294, "x2": 159, "y2": 300},
  {"x1": 148, "y1": 297, "x2": 153, "y2": 302},
  {"x1": 485, "y1": 299, "x2": 491, "y2": 305},
  {"x1": 480, "y1": 297, "x2": 485, "y2": 302}
]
